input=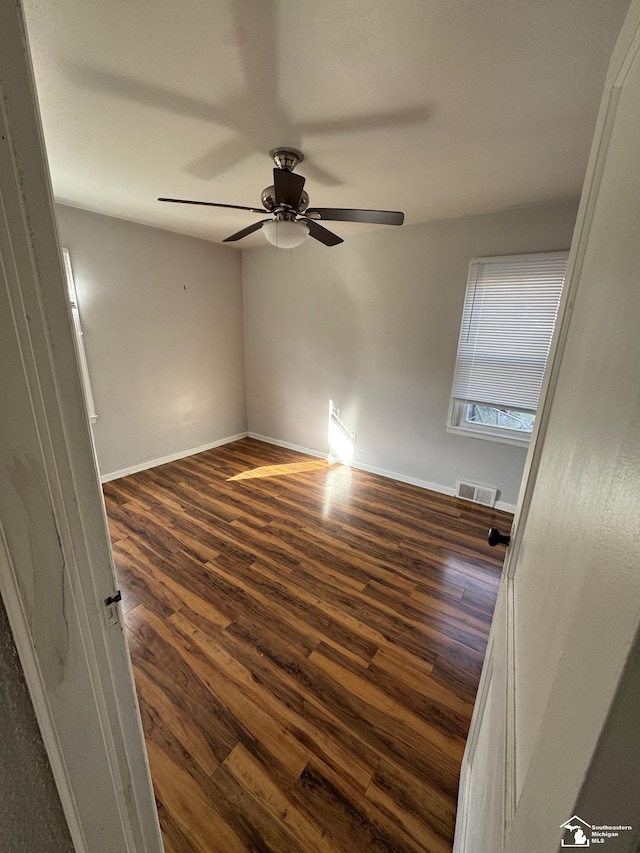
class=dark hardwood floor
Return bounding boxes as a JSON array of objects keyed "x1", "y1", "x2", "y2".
[{"x1": 103, "y1": 438, "x2": 509, "y2": 852}]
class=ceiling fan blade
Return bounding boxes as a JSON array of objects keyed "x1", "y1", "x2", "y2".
[
  {"x1": 305, "y1": 207, "x2": 404, "y2": 226},
  {"x1": 158, "y1": 197, "x2": 266, "y2": 214},
  {"x1": 273, "y1": 168, "x2": 305, "y2": 208},
  {"x1": 301, "y1": 218, "x2": 344, "y2": 247},
  {"x1": 223, "y1": 219, "x2": 272, "y2": 243}
]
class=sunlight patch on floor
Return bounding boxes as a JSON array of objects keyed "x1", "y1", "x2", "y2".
[{"x1": 227, "y1": 459, "x2": 331, "y2": 481}]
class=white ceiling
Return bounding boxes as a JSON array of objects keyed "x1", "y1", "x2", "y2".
[{"x1": 23, "y1": 0, "x2": 629, "y2": 248}]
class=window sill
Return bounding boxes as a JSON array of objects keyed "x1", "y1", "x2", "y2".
[{"x1": 446, "y1": 424, "x2": 530, "y2": 448}]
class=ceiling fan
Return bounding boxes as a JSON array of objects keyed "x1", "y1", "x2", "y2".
[{"x1": 159, "y1": 148, "x2": 404, "y2": 248}]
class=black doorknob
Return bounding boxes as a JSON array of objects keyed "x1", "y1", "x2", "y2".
[{"x1": 488, "y1": 527, "x2": 511, "y2": 547}]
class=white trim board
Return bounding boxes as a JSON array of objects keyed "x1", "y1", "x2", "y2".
[
  {"x1": 248, "y1": 432, "x2": 517, "y2": 514},
  {"x1": 0, "y1": 1, "x2": 162, "y2": 847},
  {"x1": 100, "y1": 432, "x2": 249, "y2": 482}
]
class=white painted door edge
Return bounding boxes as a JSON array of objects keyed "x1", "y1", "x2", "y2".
[
  {"x1": 0, "y1": 2, "x2": 163, "y2": 850},
  {"x1": 453, "y1": 5, "x2": 640, "y2": 850}
]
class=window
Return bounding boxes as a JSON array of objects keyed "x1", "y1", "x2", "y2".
[
  {"x1": 448, "y1": 251, "x2": 568, "y2": 445},
  {"x1": 62, "y1": 248, "x2": 98, "y2": 424}
]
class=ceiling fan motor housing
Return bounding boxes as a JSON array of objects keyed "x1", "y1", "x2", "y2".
[{"x1": 261, "y1": 184, "x2": 309, "y2": 213}]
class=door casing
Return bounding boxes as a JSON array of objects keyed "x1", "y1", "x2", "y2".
[{"x1": 0, "y1": 1, "x2": 163, "y2": 849}]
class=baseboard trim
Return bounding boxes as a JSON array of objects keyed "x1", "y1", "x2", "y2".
[
  {"x1": 100, "y1": 432, "x2": 249, "y2": 482},
  {"x1": 248, "y1": 432, "x2": 328, "y2": 462},
  {"x1": 248, "y1": 433, "x2": 516, "y2": 513},
  {"x1": 354, "y1": 459, "x2": 458, "y2": 498}
]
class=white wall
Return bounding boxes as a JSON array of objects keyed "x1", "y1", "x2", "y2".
[
  {"x1": 55, "y1": 204, "x2": 247, "y2": 478},
  {"x1": 242, "y1": 199, "x2": 579, "y2": 507}
]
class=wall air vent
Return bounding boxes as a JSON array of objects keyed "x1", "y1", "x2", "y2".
[{"x1": 455, "y1": 479, "x2": 497, "y2": 507}]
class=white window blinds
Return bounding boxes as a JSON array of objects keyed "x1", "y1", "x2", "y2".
[{"x1": 451, "y1": 252, "x2": 568, "y2": 412}]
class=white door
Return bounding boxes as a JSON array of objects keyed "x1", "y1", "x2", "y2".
[
  {"x1": 0, "y1": 2, "x2": 163, "y2": 850},
  {"x1": 454, "y1": 2, "x2": 640, "y2": 850}
]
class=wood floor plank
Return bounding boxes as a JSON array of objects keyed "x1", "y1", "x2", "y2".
[
  {"x1": 163, "y1": 610, "x2": 314, "y2": 784},
  {"x1": 137, "y1": 696, "x2": 247, "y2": 853},
  {"x1": 222, "y1": 744, "x2": 340, "y2": 853},
  {"x1": 291, "y1": 756, "x2": 422, "y2": 853},
  {"x1": 170, "y1": 610, "x2": 382, "y2": 794},
  {"x1": 252, "y1": 550, "x2": 487, "y2": 670},
  {"x1": 307, "y1": 644, "x2": 464, "y2": 797},
  {"x1": 206, "y1": 763, "x2": 309, "y2": 853},
  {"x1": 369, "y1": 646, "x2": 473, "y2": 720},
  {"x1": 115, "y1": 537, "x2": 233, "y2": 630},
  {"x1": 103, "y1": 437, "x2": 509, "y2": 852},
  {"x1": 205, "y1": 557, "x2": 381, "y2": 667},
  {"x1": 277, "y1": 521, "x2": 419, "y2": 594},
  {"x1": 195, "y1": 613, "x2": 383, "y2": 794},
  {"x1": 153, "y1": 800, "x2": 194, "y2": 853},
  {"x1": 314, "y1": 640, "x2": 472, "y2": 743},
  {"x1": 460, "y1": 588, "x2": 499, "y2": 620},
  {"x1": 125, "y1": 608, "x2": 240, "y2": 765},
  {"x1": 365, "y1": 757, "x2": 457, "y2": 853},
  {"x1": 111, "y1": 539, "x2": 184, "y2": 619},
  {"x1": 132, "y1": 665, "x2": 220, "y2": 778}
]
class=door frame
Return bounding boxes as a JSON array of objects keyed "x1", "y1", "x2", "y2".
[
  {"x1": 501, "y1": 7, "x2": 640, "y2": 831},
  {"x1": 454, "y1": 3, "x2": 640, "y2": 847},
  {"x1": 0, "y1": 1, "x2": 162, "y2": 850}
]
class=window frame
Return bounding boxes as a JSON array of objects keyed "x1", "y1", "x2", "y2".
[
  {"x1": 447, "y1": 401, "x2": 534, "y2": 446},
  {"x1": 447, "y1": 251, "x2": 568, "y2": 446},
  {"x1": 62, "y1": 248, "x2": 98, "y2": 424}
]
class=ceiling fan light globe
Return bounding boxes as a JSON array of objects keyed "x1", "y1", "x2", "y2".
[{"x1": 262, "y1": 219, "x2": 309, "y2": 249}]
